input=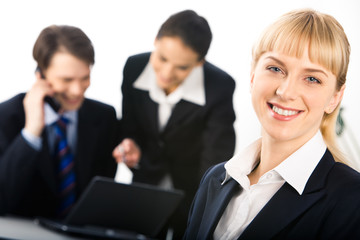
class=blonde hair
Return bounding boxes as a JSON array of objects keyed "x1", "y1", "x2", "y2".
[{"x1": 252, "y1": 9, "x2": 350, "y2": 164}]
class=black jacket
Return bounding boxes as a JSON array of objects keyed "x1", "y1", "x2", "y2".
[
  {"x1": 184, "y1": 150, "x2": 360, "y2": 240},
  {"x1": 0, "y1": 93, "x2": 118, "y2": 218},
  {"x1": 121, "y1": 52, "x2": 236, "y2": 236}
]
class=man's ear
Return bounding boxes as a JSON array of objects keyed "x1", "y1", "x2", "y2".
[
  {"x1": 35, "y1": 70, "x2": 44, "y2": 81},
  {"x1": 325, "y1": 85, "x2": 345, "y2": 114}
]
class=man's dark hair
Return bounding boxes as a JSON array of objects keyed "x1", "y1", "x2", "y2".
[
  {"x1": 156, "y1": 10, "x2": 212, "y2": 61},
  {"x1": 33, "y1": 25, "x2": 94, "y2": 70}
]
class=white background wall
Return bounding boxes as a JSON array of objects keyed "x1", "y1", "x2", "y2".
[{"x1": 0, "y1": 0, "x2": 359, "y2": 160}]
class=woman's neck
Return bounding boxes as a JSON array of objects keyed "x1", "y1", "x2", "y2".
[{"x1": 248, "y1": 135, "x2": 308, "y2": 185}]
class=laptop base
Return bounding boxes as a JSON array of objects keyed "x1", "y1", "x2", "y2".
[{"x1": 36, "y1": 217, "x2": 154, "y2": 240}]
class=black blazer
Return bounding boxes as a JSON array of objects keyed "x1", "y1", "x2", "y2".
[
  {"x1": 121, "y1": 52, "x2": 236, "y2": 236},
  {"x1": 122, "y1": 52, "x2": 236, "y2": 187},
  {"x1": 0, "y1": 93, "x2": 118, "y2": 218},
  {"x1": 122, "y1": 53, "x2": 235, "y2": 185},
  {"x1": 184, "y1": 149, "x2": 360, "y2": 240}
]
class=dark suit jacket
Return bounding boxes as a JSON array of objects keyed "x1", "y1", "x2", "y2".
[
  {"x1": 122, "y1": 52, "x2": 236, "y2": 186},
  {"x1": 0, "y1": 93, "x2": 118, "y2": 218},
  {"x1": 121, "y1": 52, "x2": 236, "y2": 235},
  {"x1": 184, "y1": 149, "x2": 360, "y2": 240}
]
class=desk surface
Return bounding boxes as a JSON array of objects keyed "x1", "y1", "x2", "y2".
[{"x1": 0, "y1": 216, "x2": 88, "y2": 240}]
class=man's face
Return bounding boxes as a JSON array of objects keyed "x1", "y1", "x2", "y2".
[{"x1": 43, "y1": 52, "x2": 91, "y2": 111}]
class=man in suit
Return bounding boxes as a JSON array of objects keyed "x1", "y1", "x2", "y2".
[
  {"x1": 113, "y1": 10, "x2": 236, "y2": 238},
  {"x1": 0, "y1": 25, "x2": 118, "y2": 218}
]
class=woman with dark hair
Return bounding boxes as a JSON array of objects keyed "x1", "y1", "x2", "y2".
[{"x1": 113, "y1": 10, "x2": 236, "y2": 238}]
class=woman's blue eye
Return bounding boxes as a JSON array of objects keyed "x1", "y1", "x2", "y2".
[
  {"x1": 268, "y1": 66, "x2": 282, "y2": 72},
  {"x1": 307, "y1": 76, "x2": 321, "y2": 84}
]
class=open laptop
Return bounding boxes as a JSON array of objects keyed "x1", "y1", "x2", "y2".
[{"x1": 36, "y1": 176, "x2": 184, "y2": 239}]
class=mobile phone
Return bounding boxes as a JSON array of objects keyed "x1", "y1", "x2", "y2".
[{"x1": 36, "y1": 67, "x2": 61, "y2": 112}]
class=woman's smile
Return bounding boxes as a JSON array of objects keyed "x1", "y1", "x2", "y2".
[{"x1": 268, "y1": 102, "x2": 303, "y2": 120}]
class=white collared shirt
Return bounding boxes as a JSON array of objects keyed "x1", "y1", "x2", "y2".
[
  {"x1": 22, "y1": 103, "x2": 78, "y2": 153},
  {"x1": 133, "y1": 62, "x2": 206, "y2": 131},
  {"x1": 214, "y1": 131, "x2": 327, "y2": 240}
]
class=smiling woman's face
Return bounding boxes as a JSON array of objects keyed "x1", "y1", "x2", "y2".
[
  {"x1": 250, "y1": 49, "x2": 344, "y2": 146},
  {"x1": 150, "y1": 36, "x2": 203, "y2": 95}
]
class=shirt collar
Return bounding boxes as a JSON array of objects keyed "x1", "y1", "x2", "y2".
[
  {"x1": 223, "y1": 139, "x2": 262, "y2": 185},
  {"x1": 133, "y1": 62, "x2": 206, "y2": 106},
  {"x1": 44, "y1": 103, "x2": 77, "y2": 125},
  {"x1": 274, "y1": 131, "x2": 326, "y2": 195},
  {"x1": 223, "y1": 131, "x2": 326, "y2": 195}
]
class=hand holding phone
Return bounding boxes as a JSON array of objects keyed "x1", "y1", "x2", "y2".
[
  {"x1": 36, "y1": 67, "x2": 61, "y2": 112},
  {"x1": 23, "y1": 71, "x2": 53, "y2": 137}
]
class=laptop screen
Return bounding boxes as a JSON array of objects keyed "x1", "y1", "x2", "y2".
[{"x1": 62, "y1": 176, "x2": 184, "y2": 237}]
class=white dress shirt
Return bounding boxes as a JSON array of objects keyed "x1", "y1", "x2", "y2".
[
  {"x1": 133, "y1": 62, "x2": 206, "y2": 189},
  {"x1": 22, "y1": 103, "x2": 78, "y2": 153},
  {"x1": 133, "y1": 62, "x2": 206, "y2": 131},
  {"x1": 214, "y1": 131, "x2": 327, "y2": 240}
]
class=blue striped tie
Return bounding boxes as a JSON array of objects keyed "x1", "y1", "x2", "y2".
[{"x1": 53, "y1": 116, "x2": 76, "y2": 218}]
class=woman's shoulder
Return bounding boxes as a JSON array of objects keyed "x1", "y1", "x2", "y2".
[
  {"x1": 200, "y1": 162, "x2": 227, "y2": 184},
  {"x1": 203, "y1": 61, "x2": 235, "y2": 85},
  {"x1": 327, "y1": 162, "x2": 360, "y2": 195},
  {"x1": 332, "y1": 162, "x2": 360, "y2": 180},
  {"x1": 126, "y1": 52, "x2": 151, "y2": 66}
]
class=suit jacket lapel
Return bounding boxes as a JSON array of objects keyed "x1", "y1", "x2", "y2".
[
  {"x1": 239, "y1": 150, "x2": 335, "y2": 239},
  {"x1": 164, "y1": 100, "x2": 200, "y2": 133},
  {"x1": 38, "y1": 130, "x2": 57, "y2": 193},
  {"x1": 144, "y1": 93, "x2": 159, "y2": 135},
  {"x1": 198, "y1": 175, "x2": 240, "y2": 239},
  {"x1": 239, "y1": 183, "x2": 325, "y2": 239},
  {"x1": 75, "y1": 102, "x2": 99, "y2": 191}
]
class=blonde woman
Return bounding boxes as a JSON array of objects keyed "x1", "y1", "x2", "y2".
[{"x1": 184, "y1": 9, "x2": 360, "y2": 240}]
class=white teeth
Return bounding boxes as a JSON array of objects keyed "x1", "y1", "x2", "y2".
[{"x1": 272, "y1": 105, "x2": 298, "y2": 116}]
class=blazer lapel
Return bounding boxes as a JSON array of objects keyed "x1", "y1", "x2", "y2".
[
  {"x1": 239, "y1": 150, "x2": 335, "y2": 239},
  {"x1": 75, "y1": 104, "x2": 100, "y2": 191},
  {"x1": 144, "y1": 93, "x2": 159, "y2": 135},
  {"x1": 239, "y1": 183, "x2": 325, "y2": 239},
  {"x1": 198, "y1": 175, "x2": 240, "y2": 239},
  {"x1": 164, "y1": 100, "x2": 200, "y2": 133},
  {"x1": 38, "y1": 130, "x2": 57, "y2": 193}
]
